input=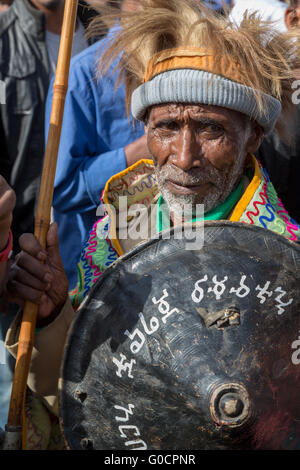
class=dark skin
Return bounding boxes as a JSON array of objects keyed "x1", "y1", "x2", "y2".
[
  {"x1": 7, "y1": 224, "x2": 68, "y2": 326},
  {"x1": 146, "y1": 103, "x2": 264, "y2": 220},
  {"x1": 6, "y1": 103, "x2": 264, "y2": 323}
]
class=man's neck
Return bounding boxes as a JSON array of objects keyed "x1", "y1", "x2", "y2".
[{"x1": 29, "y1": 1, "x2": 66, "y2": 34}]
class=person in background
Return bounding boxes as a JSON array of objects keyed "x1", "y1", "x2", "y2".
[
  {"x1": 256, "y1": 0, "x2": 300, "y2": 223},
  {"x1": 0, "y1": 0, "x2": 95, "y2": 255},
  {"x1": 0, "y1": 0, "x2": 96, "y2": 436},
  {"x1": 0, "y1": 0, "x2": 13, "y2": 14},
  {"x1": 48, "y1": 0, "x2": 149, "y2": 288}
]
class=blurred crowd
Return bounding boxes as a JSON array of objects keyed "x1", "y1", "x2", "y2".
[{"x1": 0, "y1": 0, "x2": 299, "y2": 432}]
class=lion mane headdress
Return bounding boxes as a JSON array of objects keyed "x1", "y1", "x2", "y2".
[{"x1": 88, "y1": 0, "x2": 300, "y2": 138}]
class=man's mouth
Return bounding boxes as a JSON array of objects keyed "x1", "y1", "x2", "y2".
[{"x1": 166, "y1": 180, "x2": 212, "y2": 195}]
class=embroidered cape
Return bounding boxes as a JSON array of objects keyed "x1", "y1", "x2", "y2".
[{"x1": 70, "y1": 156, "x2": 300, "y2": 309}]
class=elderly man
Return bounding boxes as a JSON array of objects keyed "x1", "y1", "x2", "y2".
[{"x1": 4, "y1": 0, "x2": 300, "y2": 450}]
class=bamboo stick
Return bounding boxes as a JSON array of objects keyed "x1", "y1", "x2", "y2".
[{"x1": 5, "y1": 0, "x2": 79, "y2": 449}]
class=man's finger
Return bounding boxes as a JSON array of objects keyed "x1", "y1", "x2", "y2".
[
  {"x1": 0, "y1": 175, "x2": 16, "y2": 223},
  {"x1": 6, "y1": 279, "x2": 44, "y2": 305},
  {"x1": 46, "y1": 222, "x2": 59, "y2": 250},
  {"x1": 9, "y1": 265, "x2": 49, "y2": 292},
  {"x1": 15, "y1": 251, "x2": 53, "y2": 283},
  {"x1": 19, "y1": 233, "x2": 47, "y2": 262},
  {"x1": 0, "y1": 187, "x2": 16, "y2": 221},
  {"x1": 46, "y1": 222, "x2": 64, "y2": 267}
]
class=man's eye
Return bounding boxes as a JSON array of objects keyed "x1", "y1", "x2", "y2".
[
  {"x1": 156, "y1": 121, "x2": 179, "y2": 131},
  {"x1": 206, "y1": 124, "x2": 223, "y2": 132},
  {"x1": 195, "y1": 123, "x2": 223, "y2": 134}
]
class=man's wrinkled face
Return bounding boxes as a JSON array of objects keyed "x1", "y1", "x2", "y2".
[{"x1": 145, "y1": 103, "x2": 263, "y2": 216}]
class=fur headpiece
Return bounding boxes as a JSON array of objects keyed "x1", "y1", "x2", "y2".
[{"x1": 88, "y1": 0, "x2": 300, "y2": 137}]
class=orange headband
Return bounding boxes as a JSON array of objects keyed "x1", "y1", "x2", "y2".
[{"x1": 143, "y1": 47, "x2": 244, "y2": 84}]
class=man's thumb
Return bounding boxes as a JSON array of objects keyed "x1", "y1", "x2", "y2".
[{"x1": 46, "y1": 222, "x2": 62, "y2": 263}]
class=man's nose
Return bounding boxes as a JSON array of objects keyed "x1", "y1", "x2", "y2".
[{"x1": 169, "y1": 128, "x2": 202, "y2": 170}]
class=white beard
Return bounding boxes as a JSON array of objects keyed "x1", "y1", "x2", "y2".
[{"x1": 154, "y1": 160, "x2": 243, "y2": 218}]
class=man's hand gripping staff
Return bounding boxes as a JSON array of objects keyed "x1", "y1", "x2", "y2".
[
  {"x1": 2, "y1": 0, "x2": 78, "y2": 450},
  {"x1": 7, "y1": 224, "x2": 68, "y2": 327}
]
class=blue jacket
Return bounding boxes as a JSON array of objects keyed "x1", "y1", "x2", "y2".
[{"x1": 45, "y1": 27, "x2": 144, "y2": 287}]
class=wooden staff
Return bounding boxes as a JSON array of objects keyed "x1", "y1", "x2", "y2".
[{"x1": 4, "y1": 0, "x2": 79, "y2": 450}]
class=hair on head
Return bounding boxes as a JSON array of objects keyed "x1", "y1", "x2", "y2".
[{"x1": 88, "y1": 0, "x2": 300, "y2": 140}]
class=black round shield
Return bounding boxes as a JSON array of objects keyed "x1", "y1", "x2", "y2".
[{"x1": 60, "y1": 221, "x2": 300, "y2": 450}]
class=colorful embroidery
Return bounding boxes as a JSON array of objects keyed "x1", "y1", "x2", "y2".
[
  {"x1": 109, "y1": 173, "x2": 157, "y2": 204},
  {"x1": 240, "y1": 161, "x2": 300, "y2": 241},
  {"x1": 70, "y1": 157, "x2": 300, "y2": 308},
  {"x1": 69, "y1": 215, "x2": 118, "y2": 308}
]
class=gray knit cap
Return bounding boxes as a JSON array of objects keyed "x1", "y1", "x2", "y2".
[{"x1": 131, "y1": 69, "x2": 282, "y2": 134}]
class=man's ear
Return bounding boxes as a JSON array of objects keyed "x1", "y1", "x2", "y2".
[
  {"x1": 246, "y1": 121, "x2": 265, "y2": 154},
  {"x1": 285, "y1": 6, "x2": 299, "y2": 30}
]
